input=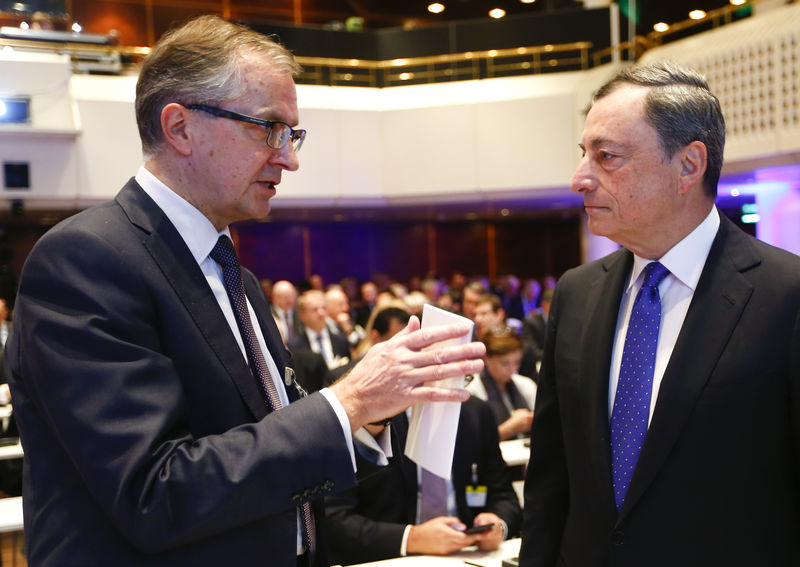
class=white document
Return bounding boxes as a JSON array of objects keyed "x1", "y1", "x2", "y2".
[{"x1": 404, "y1": 304, "x2": 474, "y2": 479}]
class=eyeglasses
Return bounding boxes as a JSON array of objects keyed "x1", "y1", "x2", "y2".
[{"x1": 185, "y1": 104, "x2": 306, "y2": 152}]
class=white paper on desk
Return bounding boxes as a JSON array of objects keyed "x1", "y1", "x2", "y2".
[{"x1": 404, "y1": 304, "x2": 474, "y2": 479}]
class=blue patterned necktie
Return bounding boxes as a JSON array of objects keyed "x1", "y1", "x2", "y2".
[
  {"x1": 210, "y1": 235, "x2": 316, "y2": 555},
  {"x1": 610, "y1": 261, "x2": 670, "y2": 512}
]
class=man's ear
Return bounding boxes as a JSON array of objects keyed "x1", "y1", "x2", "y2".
[
  {"x1": 678, "y1": 140, "x2": 707, "y2": 195},
  {"x1": 160, "y1": 103, "x2": 193, "y2": 156}
]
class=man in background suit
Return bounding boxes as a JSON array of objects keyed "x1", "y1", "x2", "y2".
[
  {"x1": 3, "y1": 16, "x2": 484, "y2": 566},
  {"x1": 521, "y1": 61, "x2": 800, "y2": 567},
  {"x1": 520, "y1": 287, "x2": 553, "y2": 364},
  {"x1": 270, "y1": 279, "x2": 300, "y2": 342},
  {"x1": 289, "y1": 290, "x2": 351, "y2": 370}
]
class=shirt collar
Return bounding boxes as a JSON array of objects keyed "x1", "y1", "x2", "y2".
[
  {"x1": 628, "y1": 206, "x2": 720, "y2": 292},
  {"x1": 135, "y1": 166, "x2": 230, "y2": 264}
]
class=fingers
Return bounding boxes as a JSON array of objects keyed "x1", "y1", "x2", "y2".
[
  {"x1": 403, "y1": 356, "x2": 485, "y2": 386},
  {"x1": 408, "y1": 341, "x2": 486, "y2": 370},
  {"x1": 399, "y1": 321, "x2": 473, "y2": 351}
]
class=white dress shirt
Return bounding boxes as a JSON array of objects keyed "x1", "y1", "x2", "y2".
[
  {"x1": 305, "y1": 326, "x2": 336, "y2": 368},
  {"x1": 609, "y1": 206, "x2": 720, "y2": 425}
]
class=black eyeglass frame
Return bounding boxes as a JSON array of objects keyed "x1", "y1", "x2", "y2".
[{"x1": 185, "y1": 103, "x2": 306, "y2": 152}]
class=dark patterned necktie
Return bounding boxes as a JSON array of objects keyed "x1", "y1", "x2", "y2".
[
  {"x1": 210, "y1": 235, "x2": 315, "y2": 554},
  {"x1": 610, "y1": 261, "x2": 670, "y2": 512}
]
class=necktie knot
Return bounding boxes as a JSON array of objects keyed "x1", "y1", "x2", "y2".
[
  {"x1": 210, "y1": 235, "x2": 238, "y2": 269},
  {"x1": 641, "y1": 261, "x2": 669, "y2": 290}
]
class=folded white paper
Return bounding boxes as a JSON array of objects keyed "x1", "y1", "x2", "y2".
[{"x1": 404, "y1": 304, "x2": 474, "y2": 479}]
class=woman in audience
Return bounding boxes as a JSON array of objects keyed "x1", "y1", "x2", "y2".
[{"x1": 467, "y1": 328, "x2": 537, "y2": 440}]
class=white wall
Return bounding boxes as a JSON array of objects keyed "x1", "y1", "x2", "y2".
[
  {"x1": 5, "y1": 1, "x2": 800, "y2": 213},
  {"x1": 1, "y1": 58, "x2": 617, "y2": 210}
]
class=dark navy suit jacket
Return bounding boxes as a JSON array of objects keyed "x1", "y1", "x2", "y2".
[
  {"x1": 4, "y1": 179, "x2": 356, "y2": 566},
  {"x1": 521, "y1": 215, "x2": 800, "y2": 567}
]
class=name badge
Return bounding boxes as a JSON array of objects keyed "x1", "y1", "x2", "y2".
[{"x1": 466, "y1": 485, "x2": 488, "y2": 507}]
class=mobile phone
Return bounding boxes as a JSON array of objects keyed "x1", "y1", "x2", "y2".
[{"x1": 464, "y1": 523, "x2": 494, "y2": 534}]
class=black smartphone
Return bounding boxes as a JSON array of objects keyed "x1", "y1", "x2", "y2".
[{"x1": 464, "y1": 523, "x2": 494, "y2": 534}]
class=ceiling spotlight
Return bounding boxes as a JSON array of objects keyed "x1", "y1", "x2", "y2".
[
  {"x1": 729, "y1": 0, "x2": 746, "y2": 5},
  {"x1": 427, "y1": 2, "x2": 445, "y2": 14},
  {"x1": 653, "y1": 22, "x2": 669, "y2": 32},
  {"x1": 688, "y1": 10, "x2": 707, "y2": 20},
  {"x1": 489, "y1": 8, "x2": 506, "y2": 19},
  {"x1": 520, "y1": 0, "x2": 536, "y2": 3},
  {"x1": 71, "y1": 22, "x2": 82, "y2": 33}
]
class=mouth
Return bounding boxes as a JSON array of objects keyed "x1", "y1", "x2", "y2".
[{"x1": 257, "y1": 180, "x2": 278, "y2": 196}]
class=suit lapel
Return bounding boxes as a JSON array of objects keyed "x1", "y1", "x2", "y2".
[
  {"x1": 619, "y1": 217, "x2": 758, "y2": 521},
  {"x1": 580, "y1": 249, "x2": 633, "y2": 510},
  {"x1": 116, "y1": 180, "x2": 271, "y2": 420}
]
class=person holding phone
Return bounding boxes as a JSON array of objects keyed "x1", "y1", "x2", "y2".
[
  {"x1": 325, "y1": 305, "x2": 520, "y2": 565},
  {"x1": 325, "y1": 396, "x2": 520, "y2": 565}
]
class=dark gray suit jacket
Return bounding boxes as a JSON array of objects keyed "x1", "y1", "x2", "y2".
[
  {"x1": 521, "y1": 214, "x2": 800, "y2": 567},
  {"x1": 4, "y1": 179, "x2": 356, "y2": 566}
]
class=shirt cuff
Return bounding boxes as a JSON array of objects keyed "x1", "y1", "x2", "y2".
[
  {"x1": 319, "y1": 387, "x2": 357, "y2": 471},
  {"x1": 400, "y1": 525, "x2": 412, "y2": 556}
]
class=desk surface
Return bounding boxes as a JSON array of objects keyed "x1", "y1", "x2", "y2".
[
  {"x1": 347, "y1": 538, "x2": 520, "y2": 567},
  {"x1": 0, "y1": 442, "x2": 23, "y2": 461},
  {"x1": 0, "y1": 497, "x2": 23, "y2": 533},
  {"x1": 499, "y1": 439, "x2": 529, "y2": 467}
]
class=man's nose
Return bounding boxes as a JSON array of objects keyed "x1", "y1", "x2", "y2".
[
  {"x1": 270, "y1": 143, "x2": 300, "y2": 172},
  {"x1": 570, "y1": 158, "x2": 596, "y2": 195}
]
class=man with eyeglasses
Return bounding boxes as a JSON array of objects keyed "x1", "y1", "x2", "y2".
[{"x1": 3, "y1": 15, "x2": 485, "y2": 567}]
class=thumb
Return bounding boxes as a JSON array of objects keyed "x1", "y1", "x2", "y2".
[{"x1": 394, "y1": 315, "x2": 421, "y2": 337}]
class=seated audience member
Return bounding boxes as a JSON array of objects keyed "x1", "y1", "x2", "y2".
[
  {"x1": 326, "y1": 304, "x2": 520, "y2": 564},
  {"x1": 325, "y1": 397, "x2": 520, "y2": 565},
  {"x1": 0, "y1": 296, "x2": 12, "y2": 404},
  {"x1": 309, "y1": 273, "x2": 324, "y2": 291},
  {"x1": 521, "y1": 287, "x2": 554, "y2": 364},
  {"x1": 288, "y1": 290, "x2": 350, "y2": 369},
  {"x1": 520, "y1": 278, "x2": 541, "y2": 318},
  {"x1": 421, "y1": 278, "x2": 441, "y2": 304},
  {"x1": 473, "y1": 295, "x2": 538, "y2": 380},
  {"x1": 404, "y1": 291, "x2": 428, "y2": 317},
  {"x1": 354, "y1": 281, "x2": 378, "y2": 328},
  {"x1": 355, "y1": 302, "x2": 410, "y2": 359},
  {"x1": 467, "y1": 329, "x2": 537, "y2": 441},
  {"x1": 461, "y1": 281, "x2": 487, "y2": 321},
  {"x1": 436, "y1": 290, "x2": 457, "y2": 312},
  {"x1": 270, "y1": 279, "x2": 299, "y2": 342},
  {"x1": 498, "y1": 275, "x2": 525, "y2": 322},
  {"x1": 324, "y1": 286, "x2": 365, "y2": 349},
  {"x1": 473, "y1": 294, "x2": 507, "y2": 340}
]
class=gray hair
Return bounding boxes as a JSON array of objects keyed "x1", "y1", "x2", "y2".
[
  {"x1": 593, "y1": 61, "x2": 726, "y2": 198},
  {"x1": 135, "y1": 15, "x2": 301, "y2": 157}
]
